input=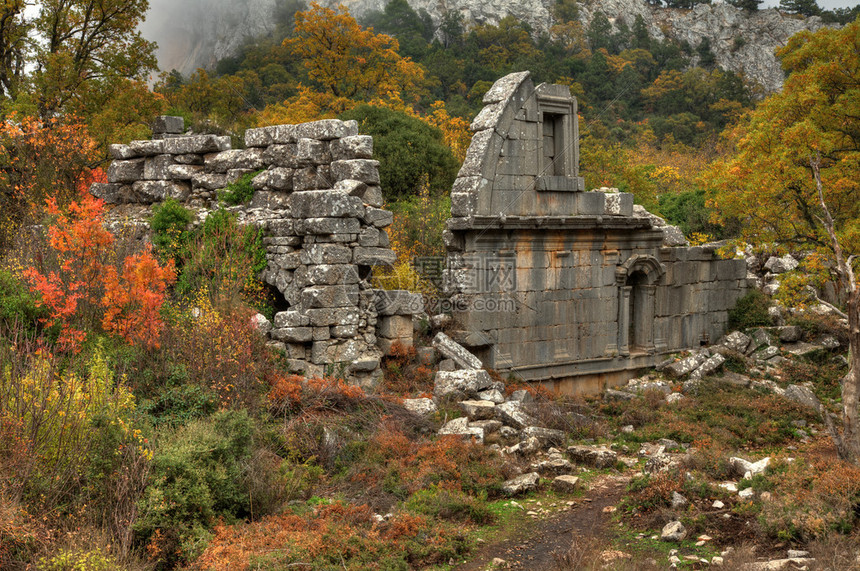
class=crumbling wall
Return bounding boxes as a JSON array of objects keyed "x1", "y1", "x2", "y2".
[
  {"x1": 444, "y1": 71, "x2": 750, "y2": 394},
  {"x1": 91, "y1": 117, "x2": 422, "y2": 385}
]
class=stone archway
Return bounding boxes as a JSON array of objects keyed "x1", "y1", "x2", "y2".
[{"x1": 616, "y1": 255, "x2": 665, "y2": 357}]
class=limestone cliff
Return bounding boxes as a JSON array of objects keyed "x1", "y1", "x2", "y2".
[{"x1": 143, "y1": 0, "x2": 829, "y2": 92}]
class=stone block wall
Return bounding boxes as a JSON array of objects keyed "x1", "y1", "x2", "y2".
[
  {"x1": 444, "y1": 72, "x2": 750, "y2": 394},
  {"x1": 91, "y1": 117, "x2": 421, "y2": 385}
]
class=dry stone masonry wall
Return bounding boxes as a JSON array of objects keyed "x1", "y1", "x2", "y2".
[
  {"x1": 91, "y1": 117, "x2": 422, "y2": 385},
  {"x1": 444, "y1": 71, "x2": 751, "y2": 394}
]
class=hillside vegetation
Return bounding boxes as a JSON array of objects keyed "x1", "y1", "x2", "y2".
[{"x1": 0, "y1": 0, "x2": 859, "y2": 568}]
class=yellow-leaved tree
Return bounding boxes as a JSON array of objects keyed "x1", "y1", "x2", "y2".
[
  {"x1": 710, "y1": 20, "x2": 860, "y2": 462},
  {"x1": 259, "y1": 2, "x2": 425, "y2": 124}
]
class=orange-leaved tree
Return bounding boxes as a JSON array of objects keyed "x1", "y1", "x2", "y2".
[
  {"x1": 0, "y1": 115, "x2": 98, "y2": 249},
  {"x1": 23, "y1": 188, "x2": 175, "y2": 353},
  {"x1": 710, "y1": 20, "x2": 860, "y2": 462},
  {"x1": 260, "y1": 2, "x2": 425, "y2": 123}
]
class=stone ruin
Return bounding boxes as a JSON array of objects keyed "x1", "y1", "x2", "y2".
[
  {"x1": 91, "y1": 116, "x2": 422, "y2": 386},
  {"x1": 443, "y1": 71, "x2": 751, "y2": 394},
  {"x1": 90, "y1": 72, "x2": 752, "y2": 394}
]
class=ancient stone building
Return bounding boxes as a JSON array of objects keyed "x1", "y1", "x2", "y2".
[
  {"x1": 444, "y1": 71, "x2": 750, "y2": 393},
  {"x1": 91, "y1": 117, "x2": 421, "y2": 386}
]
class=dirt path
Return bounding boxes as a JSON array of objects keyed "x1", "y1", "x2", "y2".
[{"x1": 456, "y1": 474, "x2": 630, "y2": 571}]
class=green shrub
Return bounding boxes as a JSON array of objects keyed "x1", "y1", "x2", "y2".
[
  {"x1": 339, "y1": 104, "x2": 459, "y2": 200},
  {"x1": 174, "y1": 208, "x2": 268, "y2": 311},
  {"x1": 219, "y1": 171, "x2": 261, "y2": 206},
  {"x1": 403, "y1": 484, "x2": 494, "y2": 524},
  {"x1": 134, "y1": 409, "x2": 256, "y2": 566},
  {"x1": 138, "y1": 384, "x2": 219, "y2": 428},
  {"x1": 150, "y1": 198, "x2": 193, "y2": 263},
  {"x1": 0, "y1": 268, "x2": 48, "y2": 335},
  {"x1": 728, "y1": 290, "x2": 771, "y2": 330}
]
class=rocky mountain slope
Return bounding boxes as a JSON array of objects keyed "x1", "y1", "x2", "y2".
[{"x1": 142, "y1": 0, "x2": 829, "y2": 93}]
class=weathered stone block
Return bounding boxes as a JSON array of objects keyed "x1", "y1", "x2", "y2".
[
  {"x1": 300, "y1": 244, "x2": 352, "y2": 265},
  {"x1": 374, "y1": 290, "x2": 424, "y2": 316},
  {"x1": 164, "y1": 135, "x2": 230, "y2": 155},
  {"x1": 552, "y1": 475, "x2": 580, "y2": 494},
  {"x1": 296, "y1": 138, "x2": 330, "y2": 165},
  {"x1": 300, "y1": 285, "x2": 359, "y2": 309},
  {"x1": 306, "y1": 308, "x2": 360, "y2": 327},
  {"x1": 432, "y1": 332, "x2": 482, "y2": 370},
  {"x1": 109, "y1": 144, "x2": 136, "y2": 160},
  {"x1": 131, "y1": 180, "x2": 190, "y2": 202},
  {"x1": 567, "y1": 446, "x2": 617, "y2": 469},
  {"x1": 434, "y1": 369, "x2": 493, "y2": 400},
  {"x1": 495, "y1": 401, "x2": 537, "y2": 429},
  {"x1": 108, "y1": 159, "x2": 144, "y2": 183},
  {"x1": 330, "y1": 159, "x2": 381, "y2": 184},
  {"x1": 252, "y1": 168, "x2": 293, "y2": 191},
  {"x1": 299, "y1": 217, "x2": 361, "y2": 235},
  {"x1": 90, "y1": 183, "x2": 128, "y2": 204},
  {"x1": 307, "y1": 264, "x2": 359, "y2": 285},
  {"x1": 403, "y1": 398, "x2": 437, "y2": 416},
  {"x1": 292, "y1": 190, "x2": 363, "y2": 218},
  {"x1": 377, "y1": 315, "x2": 412, "y2": 339},
  {"x1": 330, "y1": 135, "x2": 373, "y2": 160},
  {"x1": 501, "y1": 472, "x2": 539, "y2": 496},
  {"x1": 353, "y1": 247, "x2": 396, "y2": 266},
  {"x1": 272, "y1": 327, "x2": 313, "y2": 343},
  {"x1": 191, "y1": 172, "x2": 228, "y2": 190},
  {"x1": 459, "y1": 400, "x2": 496, "y2": 420},
  {"x1": 263, "y1": 144, "x2": 299, "y2": 168},
  {"x1": 274, "y1": 310, "x2": 310, "y2": 328},
  {"x1": 173, "y1": 154, "x2": 204, "y2": 165},
  {"x1": 144, "y1": 155, "x2": 175, "y2": 180},
  {"x1": 128, "y1": 139, "x2": 165, "y2": 156},
  {"x1": 296, "y1": 119, "x2": 358, "y2": 140},
  {"x1": 167, "y1": 164, "x2": 203, "y2": 180},
  {"x1": 482, "y1": 71, "x2": 530, "y2": 104},
  {"x1": 205, "y1": 148, "x2": 266, "y2": 173},
  {"x1": 439, "y1": 417, "x2": 484, "y2": 443},
  {"x1": 363, "y1": 207, "x2": 393, "y2": 228}
]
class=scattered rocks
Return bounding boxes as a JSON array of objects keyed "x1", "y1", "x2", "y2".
[
  {"x1": 434, "y1": 369, "x2": 493, "y2": 400},
  {"x1": 661, "y1": 520, "x2": 687, "y2": 542}
]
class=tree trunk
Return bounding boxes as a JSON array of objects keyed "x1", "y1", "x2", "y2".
[{"x1": 812, "y1": 155, "x2": 860, "y2": 462}]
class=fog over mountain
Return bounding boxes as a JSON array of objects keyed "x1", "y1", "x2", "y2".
[
  {"x1": 140, "y1": 0, "x2": 280, "y2": 76},
  {"x1": 139, "y1": 0, "x2": 836, "y2": 92}
]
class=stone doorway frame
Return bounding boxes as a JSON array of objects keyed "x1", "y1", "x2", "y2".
[{"x1": 616, "y1": 254, "x2": 665, "y2": 357}]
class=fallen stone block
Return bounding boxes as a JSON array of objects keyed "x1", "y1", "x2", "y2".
[
  {"x1": 689, "y1": 353, "x2": 726, "y2": 381},
  {"x1": 567, "y1": 446, "x2": 617, "y2": 469},
  {"x1": 459, "y1": 399, "x2": 496, "y2": 420},
  {"x1": 552, "y1": 475, "x2": 580, "y2": 494},
  {"x1": 434, "y1": 369, "x2": 493, "y2": 400},
  {"x1": 403, "y1": 398, "x2": 437, "y2": 416},
  {"x1": 664, "y1": 351, "x2": 710, "y2": 378},
  {"x1": 519, "y1": 426, "x2": 565, "y2": 447},
  {"x1": 432, "y1": 332, "x2": 482, "y2": 370},
  {"x1": 439, "y1": 417, "x2": 484, "y2": 443},
  {"x1": 720, "y1": 331, "x2": 752, "y2": 353},
  {"x1": 501, "y1": 472, "x2": 540, "y2": 496},
  {"x1": 495, "y1": 401, "x2": 537, "y2": 430}
]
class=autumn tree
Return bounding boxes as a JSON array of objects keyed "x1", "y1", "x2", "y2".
[
  {"x1": 287, "y1": 2, "x2": 424, "y2": 106},
  {"x1": 711, "y1": 21, "x2": 860, "y2": 461}
]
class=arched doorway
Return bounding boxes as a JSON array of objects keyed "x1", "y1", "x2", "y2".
[{"x1": 616, "y1": 255, "x2": 665, "y2": 357}]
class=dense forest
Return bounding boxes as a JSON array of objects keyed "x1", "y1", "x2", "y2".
[{"x1": 1, "y1": 0, "x2": 859, "y2": 568}]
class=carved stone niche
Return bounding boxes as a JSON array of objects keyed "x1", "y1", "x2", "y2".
[{"x1": 535, "y1": 83, "x2": 583, "y2": 192}]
